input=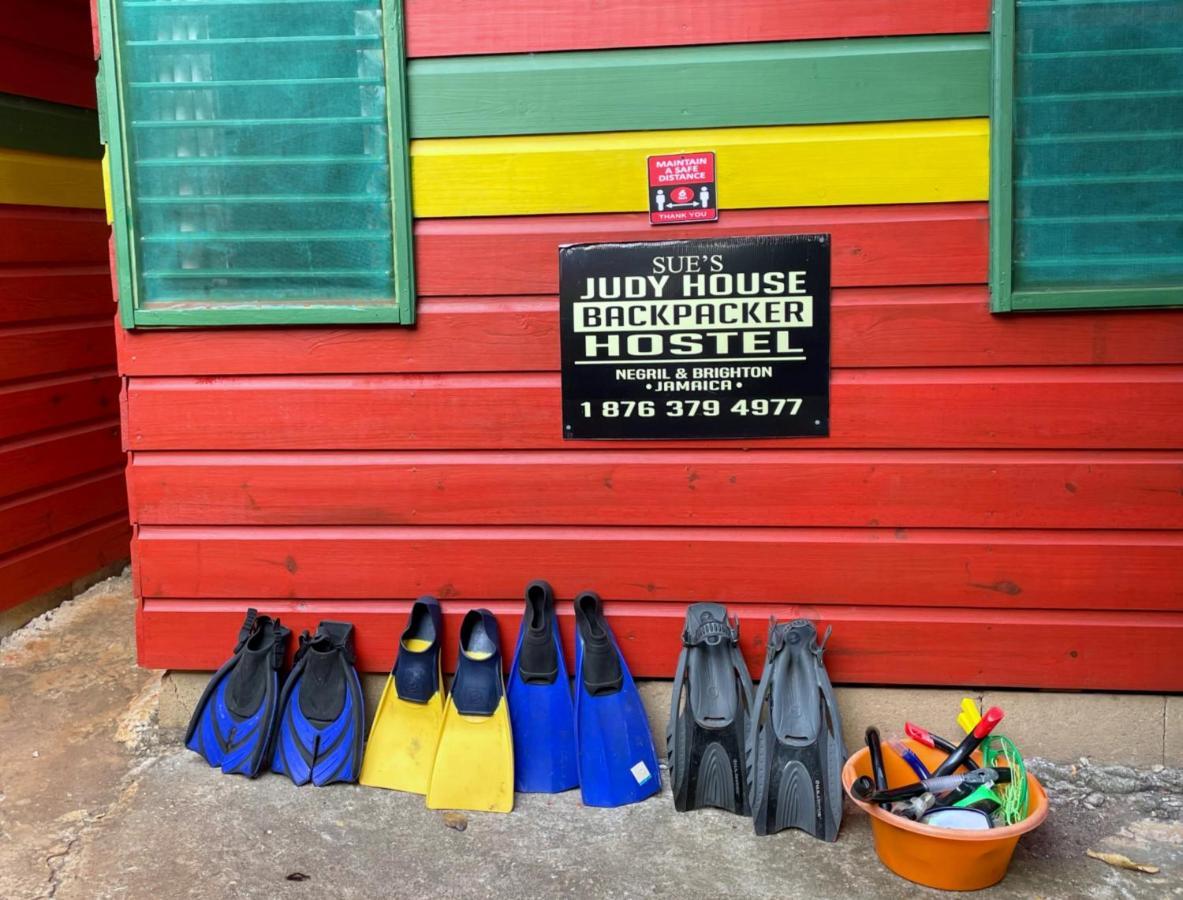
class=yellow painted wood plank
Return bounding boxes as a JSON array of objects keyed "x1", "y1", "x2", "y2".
[
  {"x1": 0, "y1": 149, "x2": 104, "y2": 209},
  {"x1": 410, "y1": 119, "x2": 989, "y2": 218}
]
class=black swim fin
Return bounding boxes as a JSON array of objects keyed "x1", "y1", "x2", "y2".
[
  {"x1": 271, "y1": 621, "x2": 365, "y2": 786},
  {"x1": 749, "y1": 619, "x2": 846, "y2": 840},
  {"x1": 185, "y1": 609, "x2": 290, "y2": 777},
  {"x1": 667, "y1": 603, "x2": 754, "y2": 814}
]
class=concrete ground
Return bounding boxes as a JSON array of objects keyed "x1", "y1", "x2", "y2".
[{"x1": 1, "y1": 574, "x2": 1181, "y2": 900}]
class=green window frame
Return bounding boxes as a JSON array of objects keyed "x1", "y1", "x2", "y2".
[
  {"x1": 96, "y1": 0, "x2": 414, "y2": 327},
  {"x1": 990, "y1": 0, "x2": 1183, "y2": 313}
]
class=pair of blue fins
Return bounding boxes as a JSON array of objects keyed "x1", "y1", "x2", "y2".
[
  {"x1": 359, "y1": 582, "x2": 660, "y2": 811},
  {"x1": 185, "y1": 611, "x2": 365, "y2": 786},
  {"x1": 668, "y1": 603, "x2": 846, "y2": 841}
]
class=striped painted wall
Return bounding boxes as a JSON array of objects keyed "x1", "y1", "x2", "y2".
[
  {"x1": 104, "y1": 2, "x2": 1183, "y2": 690},
  {"x1": 0, "y1": 1, "x2": 128, "y2": 616}
]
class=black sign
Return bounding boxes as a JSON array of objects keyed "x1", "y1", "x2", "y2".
[{"x1": 560, "y1": 235, "x2": 830, "y2": 440}]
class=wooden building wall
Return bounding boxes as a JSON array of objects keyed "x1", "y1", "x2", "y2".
[
  {"x1": 0, "y1": 0, "x2": 129, "y2": 614},
  {"x1": 108, "y1": 2, "x2": 1182, "y2": 690}
]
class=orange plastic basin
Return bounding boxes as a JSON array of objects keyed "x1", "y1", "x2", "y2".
[{"x1": 842, "y1": 740, "x2": 1048, "y2": 891}]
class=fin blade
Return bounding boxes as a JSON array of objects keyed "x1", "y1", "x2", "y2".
[
  {"x1": 507, "y1": 611, "x2": 578, "y2": 793},
  {"x1": 360, "y1": 675, "x2": 446, "y2": 794},
  {"x1": 773, "y1": 759, "x2": 818, "y2": 835},
  {"x1": 219, "y1": 681, "x2": 276, "y2": 776},
  {"x1": 575, "y1": 680, "x2": 660, "y2": 807},
  {"x1": 425, "y1": 697, "x2": 514, "y2": 813},
  {"x1": 508, "y1": 673, "x2": 579, "y2": 793},
  {"x1": 309, "y1": 666, "x2": 364, "y2": 786},
  {"x1": 695, "y1": 742, "x2": 745, "y2": 812},
  {"x1": 185, "y1": 654, "x2": 278, "y2": 778}
]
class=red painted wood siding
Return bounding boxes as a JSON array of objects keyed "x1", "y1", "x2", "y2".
[
  {"x1": 120, "y1": 204, "x2": 1183, "y2": 690},
  {"x1": 140, "y1": 600, "x2": 1183, "y2": 692},
  {"x1": 404, "y1": 0, "x2": 990, "y2": 58},
  {"x1": 0, "y1": 0, "x2": 97, "y2": 108},
  {"x1": 0, "y1": 205, "x2": 128, "y2": 613},
  {"x1": 97, "y1": 3, "x2": 1182, "y2": 691}
]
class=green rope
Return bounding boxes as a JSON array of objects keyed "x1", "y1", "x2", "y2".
[{"x1": 983, "y1": 735, "x2": 1029, "y2": 825}]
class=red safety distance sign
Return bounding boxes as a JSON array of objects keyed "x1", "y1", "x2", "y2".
[{"x1": 647, "y1": 152, "x2": 718, "y2": 225}]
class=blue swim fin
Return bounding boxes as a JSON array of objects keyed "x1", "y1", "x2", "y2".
[
  {"x1": 185, "y1": 609, "x2": 290, "y2": 777},
  {"x1": 507, "y1": 580, "x2": 579, "y2": 793},
  {"x1": 271, "y1": 621, "x2": 365, "y2": 786},
  {"x1": 573, "y1": 591, "x2": 660, "y2": 807}
]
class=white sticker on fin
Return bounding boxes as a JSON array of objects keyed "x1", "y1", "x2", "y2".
[{"x1": 630, "y1": 761, "x2": 652, "y2": 785}]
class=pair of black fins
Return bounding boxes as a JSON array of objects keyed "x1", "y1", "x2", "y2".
[
  {"x1": 185, "y1": 610, "x2": 364, "y2": 786},
  {"x1": 668, "y1": 604, "x2": 846, "y2": 840}
]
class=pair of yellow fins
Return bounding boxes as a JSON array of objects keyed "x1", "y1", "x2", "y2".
[{"x1": 359, "y1": 597, "x2": 514, "y2": 812}]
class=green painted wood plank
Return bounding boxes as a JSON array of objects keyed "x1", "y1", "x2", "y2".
[
  {"x1": 408, "y1": 35, "x2": 990, "y2": 139},
  {"x1": 990, "y1": 0, "x2": 1017, "y2": 312},
  {"x1": 1011, "y1": 286, "x2": 1183, "y2": 311},
  {"x1": 0, "y1": 94, "x2": 102, "y2": 159},
  {"x1": 134, "y1": 304, "x2": 404, "y2": 326}
]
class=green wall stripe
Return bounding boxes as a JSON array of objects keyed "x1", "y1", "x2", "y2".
[
  {"x1": 0, "y1": 94, "x2": 102, "y2": 159},
  {"x1": 408, "y1": 34, "x2": 989, "y2": 139}
]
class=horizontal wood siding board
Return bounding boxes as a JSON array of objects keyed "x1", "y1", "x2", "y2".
[
  {"x1": 0, "y1": 206, "x2": 109, "y2": 265},
  {"x1": 408, "y1": 36, "x2": 989, "y2": 138},
  {"x1": 409, "y1": 119, "x2": 989, "y2": 217},
  {"x1": 0, "y1": 150, "x2": 103, "y2": 209},
  {"x1": 124, "y1": 368, "x2": 1183, "y2": 450},
  {"x1": 0, "y1": 272, "x2": 112, "y2": 324},
  {"x1": 133, "y1": 526, "x2": 1183, "y2": 612},
  {"x1": 116, "y1": 288, "x2": 1183, "y2": 375},
  {"x1": 0, "y1": 372, "x2": 119, "y2": 442},
  {"x1": 127, "y1": 450, "x2": 1183, "y2": 530},
  {"x1": 0, "y1": 0, "x2": 94, "y2": 57},
  {"x1": 0, "y1": 421, "x2": 123, "y2": 497},
  {"x1": 0, "y1": 93, "x2": 101, "y2": 159},
  {"x1": 413, "y1": 204, "x2": 989, "y2": 295},
  {"x1": 139, "y1": 600, "x2": 1183, "y2": 691},
  {"x1": 0, "y1": 517, "x2": 130, "y2": 614},
  {"x1": 0, "y1": 469, "x2": 126, "y2": 557},
  {"x1": 0, "y1": 41, "x2": 96, "y2": 109},
  {"x1": 0, "y1": 322, "x2": 116, "y2": 382},
  {"x1": 404, "y1": 0, "x2": 989, "y2": 58}
]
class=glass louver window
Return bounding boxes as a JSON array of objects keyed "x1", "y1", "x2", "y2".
[
  {"x1": 99, "y1": 0, "x2": 414, "y2": 325},
  {"x1": 991, "y1": 0, "x2": 1183, "y2": 312}
]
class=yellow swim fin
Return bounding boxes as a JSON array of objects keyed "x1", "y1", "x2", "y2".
[
  {"x1": 426, "y1": 609, "x2": 514, "y2": 814},
  {"x1": 359, "y1": 597, "x2": 445, "y2": 794}
]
